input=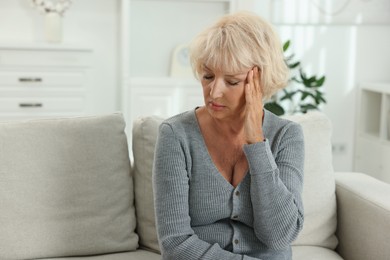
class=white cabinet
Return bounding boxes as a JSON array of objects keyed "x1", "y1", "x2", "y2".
[
  {"x1": 354, "y1": 82, "x2": 390, "y2": 184},
  {"x1": 0, "y1": 44, "x2": 92, "y2": 121}
]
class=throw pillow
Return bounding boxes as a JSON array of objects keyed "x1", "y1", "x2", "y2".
[{"x1": 0, "y1": 113, "x2": 138, "y2": 259}]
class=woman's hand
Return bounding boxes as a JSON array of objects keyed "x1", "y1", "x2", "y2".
[{"x1": 244, "y1": 67, "x2": 265, "y2": 144}]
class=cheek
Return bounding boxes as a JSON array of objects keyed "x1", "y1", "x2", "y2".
[
  {"x1": 201, "y1": 81, "x2": 211, "y2": 103},
  {"x1": 236, "y1": 86, "x2": 247, "y2": 107},
  {"x1": 236, "y1": 85, "x2": 246, "y2": 100},
  {"x1": 201, "y1": 81, "x2": 209, "y2": 94},
  {"x1": 224, "y1": 86, "x2": 245, "y2": 106}
]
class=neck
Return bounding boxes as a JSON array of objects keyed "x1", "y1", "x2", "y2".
[{"x1": 204, "y1": 108, "x2": 246, "y2": 139}]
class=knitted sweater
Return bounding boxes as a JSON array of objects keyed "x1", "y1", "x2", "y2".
[{"x1": 153, "y1": 109, "x2": 305, "y2": 260}]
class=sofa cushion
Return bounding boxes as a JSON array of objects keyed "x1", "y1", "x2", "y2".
[
  {"x1": 284, "y1": 112, "x2": 338, "y2": 249},
  {"x1": 0, "y1": 114, "x2": 138, "y2": 260},
  {"x1": 132, "y1": 116, "x2": 164, "y2": 252},
  {"x1": 132, "y1": 111, "x2": 337, "y2": 252},
  {"x1": 41, "y1": 249, "x2": 160, "y2": 260},
  {"x1": 292, "y1": 246, "x2": 343, "y2": 260}
]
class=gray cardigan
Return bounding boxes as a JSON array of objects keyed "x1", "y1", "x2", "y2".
[{"x1": 153, "y1": 109, "x2": 304, "y2": 260}]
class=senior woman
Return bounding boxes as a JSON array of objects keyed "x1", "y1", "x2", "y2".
[{"x1": 153, "y1": 11, "x2": 304, "y2": 260}]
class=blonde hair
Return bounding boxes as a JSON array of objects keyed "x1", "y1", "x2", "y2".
[{"x1": 189, "y1": 11, "x2": 289, "y2": 100}]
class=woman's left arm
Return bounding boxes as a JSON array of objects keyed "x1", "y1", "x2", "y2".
[{"x1": 243, "y1": 123, "x2": 305, "y2": 250}]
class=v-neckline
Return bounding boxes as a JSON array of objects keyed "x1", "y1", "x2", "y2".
[{"x1": 191, "y1": 108, "x2": 249, "y2": 190}]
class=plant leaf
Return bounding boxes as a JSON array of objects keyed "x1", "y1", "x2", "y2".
[
  {"x1": 299, "y1": 69, "x2": 310, "y2": 87},
  {"x1": 300, "y1": 104, "x2": 318, "y2": 113},
  {"x1": 283, "y1": 40, "x2": 290, "y2": 52},
  {"x1": 300, "y1": 91, "x2": 313, "y2": 101},
  {"x1": 314, "y1": 76, "x2": 325, "y2": 87},
  {"x1": 288, "y1": 61, "x2": 300, "y2": 69},
  {"x1": 285, "y1": 54, "x2": 295, "y2": 61},
  {"x1": 299, "y1": 69, "x2": 306, "y2": 79},
  {"x1": 315, "y1": 90, "x2": 327, "y2": 104},
  {"x1": 291, "y1": 76, "x2": 301, "y2": 84},
  {"x1": 274, "y1": 40, "x2": 326, "y2": 114},
  {"x1": 265, "y1": 102, "x2": 285, "y2": 116},
  {"x1": 308, "y1": 76, "x2": 316, "y2": 83},
  {"x1": 281, "y1": 90, "x2": 297, "y2": 101}
]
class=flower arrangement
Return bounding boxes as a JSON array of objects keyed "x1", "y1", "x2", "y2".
[{"x1": 30, "y1": 0, "x2": 72, "y2": 16}]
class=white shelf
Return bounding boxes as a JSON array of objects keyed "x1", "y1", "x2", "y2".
[
  {"x1": 360, "y1": 82, "x2": 390, "y2": 94},
  {"x1": 355, "y1": 82, "x2": 390, "y2": 184}
]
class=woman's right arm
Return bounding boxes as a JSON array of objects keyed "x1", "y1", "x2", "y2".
[{"x1": 153, "y1": 123, "x2": 257, "y2": 260}]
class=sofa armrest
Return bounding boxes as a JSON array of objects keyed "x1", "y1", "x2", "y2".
[{"x1": 335, "y1": 172, "x2": 390, "y2": 260}]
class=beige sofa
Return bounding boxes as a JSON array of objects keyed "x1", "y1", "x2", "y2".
[{"x1": 0, "y1": 112, "x2": 389, "y2": 260}]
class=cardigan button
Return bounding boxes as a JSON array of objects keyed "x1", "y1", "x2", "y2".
[{"x1": 234, "y1": 239, "x2": 239, "y2": 244}]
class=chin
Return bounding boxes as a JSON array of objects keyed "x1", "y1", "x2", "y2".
[{"x1": 207, "y1": 108, "x2": 233, "y2": 121}]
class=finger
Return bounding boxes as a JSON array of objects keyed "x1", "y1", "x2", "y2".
[
  {"x1": 247, "y1": 69, "x2": 254, "y2": 86},
  {"x1": 253, "y1": 67, "x2": 261, "y2": 94},
  {"x1": 255, "y1": 68, "x2": 265, "y2": 103},
  {"x1": 245, "y1": 70, "x2": 254, "y2": 103},
  {"x1": 245, "y1": 83, "x2": 253, "y2": 105}
]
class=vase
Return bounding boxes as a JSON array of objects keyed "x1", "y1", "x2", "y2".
[{"x1": 44, "y1": 12, "x2": 62, "y2": 43}]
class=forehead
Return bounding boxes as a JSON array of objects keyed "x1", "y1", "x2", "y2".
[{"x1": 203, "y1": 64, "x2": 249, "y2": 76}]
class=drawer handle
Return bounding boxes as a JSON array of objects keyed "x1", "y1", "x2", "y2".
[
  {"x1": 19, "y1": 103, "x2": 43, "y2": 108},
  {"x1": 19, "y1": 77, "x2": 43, "y2": 83}
]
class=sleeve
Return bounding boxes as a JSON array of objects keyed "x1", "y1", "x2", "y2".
[
  {"x1": 243, "y1": 122, "x2": 305, "y2": 250},
  {"x1": 153, "y1": 123, "x2": 260, "y2": 260}
]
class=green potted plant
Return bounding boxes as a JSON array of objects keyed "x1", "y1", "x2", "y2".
[{"x1": 265, "y1": 40, "x2": 326, "y2": 115}]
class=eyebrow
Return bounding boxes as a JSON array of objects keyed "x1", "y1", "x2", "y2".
[{"x1": 203, "y1": 65, "x2": 212, "y2": 72}]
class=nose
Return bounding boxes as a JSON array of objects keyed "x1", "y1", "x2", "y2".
[{"x1": 209, "y1": 78, "x2": 224, "y2": 99}]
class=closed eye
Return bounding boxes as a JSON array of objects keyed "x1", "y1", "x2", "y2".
[
  {"x1": 227, "y1": 80, "x2": 240, "y2": 86},
  {"x1": 203, "y1": 75, "x2": 214, "y2": 80}
]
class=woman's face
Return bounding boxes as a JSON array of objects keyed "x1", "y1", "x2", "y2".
[{"x1": 200, "y1": 65, "x2": 250, "y2": 121}]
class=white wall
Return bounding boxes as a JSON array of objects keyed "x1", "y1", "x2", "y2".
[
  {"x1": 128, "y1": 0, "x2": 228, "y2": 78},
  {"x1": 0, "y1": 0, "x2": 120, "y2": 114}
]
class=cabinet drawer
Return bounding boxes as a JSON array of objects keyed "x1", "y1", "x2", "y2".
[
  {"x1": 0, "y1": 71, "x2": 85, "y2": 87},
  {"x1": 0, "y1": 98, "x2": 84, "y2": 113},
  {"x1": 0, "y1": 89, "x2": 85, "y2": 98},
  {"x1": 0, "y1": 49, "x2": 91, "y2": 67}
]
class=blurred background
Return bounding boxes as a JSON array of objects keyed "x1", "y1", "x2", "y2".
[{"x1": 0, "y1": 0, "x2": 389, "y2": 180}]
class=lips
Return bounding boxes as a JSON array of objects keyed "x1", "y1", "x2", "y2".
[
  {"x1": 210, "y1": 101, "x2": 224, "y2": 107},
  {"x1": 209, "y1": 101, "x2": 225, "y2": 110}
]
